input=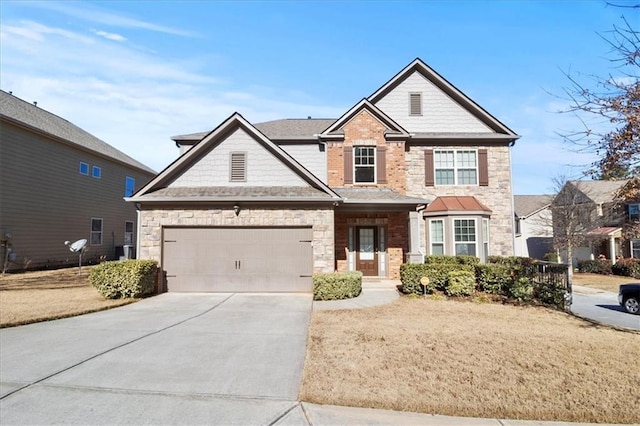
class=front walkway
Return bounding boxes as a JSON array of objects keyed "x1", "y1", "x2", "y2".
[{"x1": 313, "y1": 279, "x2": 400, "y2": 311}]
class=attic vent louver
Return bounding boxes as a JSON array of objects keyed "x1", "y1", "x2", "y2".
[
  {"x1": 230, "y1": 152, "x2": 247, "y2": 182},
  {"x1": 409, "y1": 93, "x2": 422, "y2": 116}
]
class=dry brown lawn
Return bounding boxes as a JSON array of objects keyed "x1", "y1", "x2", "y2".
[
  {"x1": 0, "y1": 266, "x2": 137, "y2": 327},
  {"x1": 573, "y1": 272, "x2": 636, "y2": 292},
  {"x1": 301, "y1": 297, "x2": 640, "y2": 424}
]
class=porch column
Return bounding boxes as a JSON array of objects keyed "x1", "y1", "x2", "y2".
[
  {"x1": 610, "y1": 235, "x2": 616, "y2": 264},
  {"x1": 407, "y1": 211, "x2": 423, "y2": 264}
]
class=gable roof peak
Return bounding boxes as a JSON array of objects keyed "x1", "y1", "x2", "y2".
[{"x1": 320, "y1": 98, "x2": 409, "y2": 137}]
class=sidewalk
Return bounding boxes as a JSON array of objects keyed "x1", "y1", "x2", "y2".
[{"x1": 313, "y1": 279, "x2": 400, "y2": 311}]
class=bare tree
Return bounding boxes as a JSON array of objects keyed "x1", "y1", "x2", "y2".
[{"x1": 559, "y1": 16, "x2": 639, "y2": 181}]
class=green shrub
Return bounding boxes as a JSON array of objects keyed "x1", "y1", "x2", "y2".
[
  {"x1": 543, "y1": 252, "x2": 560, "y2": 262},
  {"x1": 534, "y1": 280, "x2": 567, "y2": 308},
  {"x1": 445, "y1": 270, "x2": 476, "y2": 296},
  {"x1": 508, "y1": 277, "x2": 534, "y2": 302},
  {"x1": 90, "y1": 260, "x2": 157, "y2": 299},
  {"x1": 313, "y1": 271, "x2": 362, "y2": 301},
  {"x1": 475, "y1": 263, "x2": 512, "y2": 294},
  {"x1": 400, "y1": 263, "x2": 473, "y2": 295},
  {"x1": 577, "y1": 259, "x2": 612, "y2": 275},
  {"x1": 424, "y1": 255, "x2": 479, "y2": 265},
  {"x1": 611, "y1": 258, "x2": 640, "y2": 278}
]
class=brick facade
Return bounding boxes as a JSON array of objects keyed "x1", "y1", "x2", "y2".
[
  {"x1": 139, "y1": 207, "x2": 335, "y2": 274},
  {"x1": 327, "y1": 110, "x2": 406, "y2": 193},
  {"x1": 334, "y1": 211, "x2": 408, "y2": 279}
]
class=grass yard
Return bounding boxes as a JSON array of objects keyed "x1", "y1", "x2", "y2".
[
  {"x1": 572, "y1": 272, "x2": 635, "y2": 293},
  {"x1": 0, "y1": 266, "x2": 137, "y2": 327},
  {"x1": 300, "y1": 297, "x2": 640, "y2": 424}
]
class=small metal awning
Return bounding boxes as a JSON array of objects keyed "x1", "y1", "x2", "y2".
[{"x1": 423, "y1": 196, "x2": 492, "y2": 217}]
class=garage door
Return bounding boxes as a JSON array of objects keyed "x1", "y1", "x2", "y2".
[{"x1": 162, "y1": 227, "x2": 313, "y2": 292}]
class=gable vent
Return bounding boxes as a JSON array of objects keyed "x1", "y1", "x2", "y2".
[
  {"x1": 230, "y1": 152, "x2": 247, "y2": 182},
  {"x1": 409, "y1": 93, "x2": 422, "y2": 116}
]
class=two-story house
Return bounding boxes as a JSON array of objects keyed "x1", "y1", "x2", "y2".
[
  {"x1": 0, "y1": 90, "x2": 155, "y2": 271},
  {"x1": 514, "y1": 195, "x2": 553, "y2": 259},
  {"x1": 128, "y1": 58, "x2": 519, "y2": 292},
  {"x1": 552, "y1": 179, "x2": 640, "y2": 264}
]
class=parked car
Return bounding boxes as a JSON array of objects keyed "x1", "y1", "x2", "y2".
[{"x1": 618, "y1": 284, "x2": 640, "y2": 315}]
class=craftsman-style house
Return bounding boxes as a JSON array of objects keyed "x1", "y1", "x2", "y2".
[{"x1": 128, "y1": 58, "x2": 520, "y2": 292}]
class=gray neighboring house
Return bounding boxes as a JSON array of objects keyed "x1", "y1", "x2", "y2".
[
  {"x1": 128, "y1": 58, "x2": 520, "y2": 293},
  {"x1": 552, "y1": 179, "x2": 640, "y2": 264},
  {"x1": 0, "y1": 90, "x2": 155, "y2": 271},
  {"x1": 513, "y1": 195, "x2": 553, "y2": 259}
]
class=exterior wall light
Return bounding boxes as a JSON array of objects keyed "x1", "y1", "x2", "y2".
[{"x1": 233, "y1": 204, "x2": 241, "y2": 216}]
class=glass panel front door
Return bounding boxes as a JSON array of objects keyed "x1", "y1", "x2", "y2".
[{"x1": 356, "y1": 226, "x2": 378, "y2": 276}]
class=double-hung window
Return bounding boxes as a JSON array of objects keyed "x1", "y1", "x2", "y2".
[
  {"x1": 454, "y1": 218, "x2": 476, "y2": 256},
  {"x1": 434, "y1": 150, "x2": 477, "y2": 185},
  {"x1": 629, "y1": 203, "x2": 640, "y2": 221},
  {"x1": 124, "y1": 221, "x2": 134, "y2": 245},
  {"x1": 354, "y1": 146, "x2": 375, "y2": 183},
  {"x1": 632, "y1": 240, "x2": 640, "y2": 259},
  {"x1": 90, "y1": 218, "x2": 103, "y2": 246},
  {"x1": 92, "y1": 166, "x2": 101, "y2": 179},
  {"x1": 430, "y1": 220, "x2": 444, "y2": 255},
  {"x1": 79, "y1": 162, "x2": 89, "y2": 175}
]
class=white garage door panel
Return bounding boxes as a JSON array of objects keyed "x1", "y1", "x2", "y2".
[{"x1": 163, "y1": 227, "x2": 313, "y2": 292}]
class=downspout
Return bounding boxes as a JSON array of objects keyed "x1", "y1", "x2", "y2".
[
  {"x1": 135, "y1": 202, "x2": 141, "y2": 260},
  {"x1": 508, "y1": 140, "x2": 517, "y2": 256}
]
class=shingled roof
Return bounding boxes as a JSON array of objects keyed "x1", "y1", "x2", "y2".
[
  {"x1": 567, "y1": 180, "x2": 629, "y2": 204},
  {"x1": 0, "y1": 90, "x2": 155, "y2": 174},
  {"x1": 514, "y1": 195, "x2": 552, "y2": 218},
  {"x1": 171, "y1": 118, "x2": 337, "y2": 142}
]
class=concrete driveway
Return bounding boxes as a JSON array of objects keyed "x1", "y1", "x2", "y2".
[
  {"x1": 0, "y1": 293, "x2": 312, "y2": 425},
  {"x1": 571, "y1": 287, "x2": 640, "y2": 331}
]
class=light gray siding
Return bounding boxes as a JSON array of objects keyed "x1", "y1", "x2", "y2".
[
  {"x1": 169, "y1": 127, "x2": 307, "y2": 188},
  {"x1": 279, "y1": 144, "x2": 327, "y2": 183},
  {"x1": 374, "y1": 72, "x2": 493, "y2": 134},
  {"x1": 0, "y1": 122, "x2": 154, "y2": 270}
]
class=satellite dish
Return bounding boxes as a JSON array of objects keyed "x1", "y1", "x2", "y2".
[
  {"x1": 64, "y1": 239, "x2": 88, "y2": 273},
  {"x1": 65, "y1": 239, "x2": 87, "y2": 253}
]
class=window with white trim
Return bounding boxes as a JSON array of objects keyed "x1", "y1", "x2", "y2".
[
  {"x1": 629, "y1": 203, "x2": 640, "y2": 221},
  {"x1": 90, "y1": 218, "x2": 103, "y2": 246},
  {"x1": 125, "y1": 177, "x2": 135, "y2": 197},
  {"x1": 79, "y1": 162, "x2": 89, "y2": 175},
  {"x1": 482, "y1": 218, "x2": 490, "y2": 262},
  {"x1": 454, "y1": 218, "x2": 476, "y2": 256},
  {"x1": 409, "y1": 92, "x2": 422, "y2": 116},
  {"x1": 632, "y1": 239, "x2": 640, "y2": 259},
  {"x1": 430, "y1": 220, "x2": 444, "y2": 255},
  {"x1": 354, "y1": 146, "x2": 375, "y2": 183},
  {"x1": 229, "y1": 152, "x2": 247, "y2": 182},
  {"x1": 434, "y1": 150, "x2": 477, "y2": 185},
  {"x1": 92, "y1": 166, "x2": 101, "y2": 179},
  {"x1": 124, "y1": 221, "x2": 134, "y2": 245}
]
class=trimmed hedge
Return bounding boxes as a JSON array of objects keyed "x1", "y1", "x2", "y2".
[
  {"x1": 400, "y1": 263, "x2": 474, "y2": 294},
  {"x1": 577, "y1": 259, "x2": 612, "y2": 275},
  {"x1": 90, "y1": 260, "x2": 158, "y2": 299},
  {"x1": 475, "y1": 263, "x2": 512, "y2": 294},
  {"x1": 611, "y1": 258, "x2": 640, "y2": 278},
  {"x1": 425, "y1": 255, "x2": 480, "y2": 266},
  {"x1": 446, "y1": 270, "x2": 476, "y2": 296},
  {"x1": 313, "y1": 271, "x2": 362, "y2": 301}
]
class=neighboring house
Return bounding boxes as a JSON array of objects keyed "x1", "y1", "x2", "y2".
[
  {"x1": 551, "y1": 179, "x2": 640, "y2": 265},
  {"x1": 128, "y1": 58, "x2": 520, "y2": 292},
  {"x1": 513, "y1": 195, "x2": 553, "y2": 259},
  {"x1": 0, "y1": 90, "x2": 155, "y2": 271}
]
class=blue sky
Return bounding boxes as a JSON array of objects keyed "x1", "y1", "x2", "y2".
[{"x1": 1, "y1": 0, "x2": 638, "y2": 194}]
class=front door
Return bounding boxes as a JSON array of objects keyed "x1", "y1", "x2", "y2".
[{"x1": 356, "y1": 226, "x2": 378, "y2": 276}]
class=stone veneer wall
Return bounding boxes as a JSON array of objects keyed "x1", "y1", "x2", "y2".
[
  {"x1": 327, "y1": 109, "x2": 406, "y2": 193},
  {"x1": 139, "y1": 207, "x2": 335, "y2": 274},
  {"x1": 334, "y1": 212, "x2": 408, "y2": 279},
  {"x1": 406, "y1": 145, "x2": 515, "y2": 256}
]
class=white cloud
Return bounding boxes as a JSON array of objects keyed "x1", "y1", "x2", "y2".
[{"x1": 93, "y1": 30, "x2": 126, "y2": 42}]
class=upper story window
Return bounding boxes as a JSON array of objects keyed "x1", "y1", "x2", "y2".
[
  {"x1": 125, "y1": 177, "x2": 135, "y2": 197},
  {"x1": 90, "y1": 218, "x2": 103, "y2": 246},
  {"x1": 92, "y1": 166, "x2": 101, "y2": 179},
  {"x1": 79, "y1": 162, "x2": 89, "y2": 175},
  {"x1": 409, "y1": 92, "x2": 422, "y2": 116},
  {"x1": 354, "y1": 146, "x2": 376, "y2": 183},
  {"x1": 229, "y1": 152, "x2": 247, "y2": 182},
  {"x1": 434, "y1": 150, "x2": 477, "y2": 185},
  {"x1": 629, "y1": 203, "x2": 640, "y2": 221}
]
